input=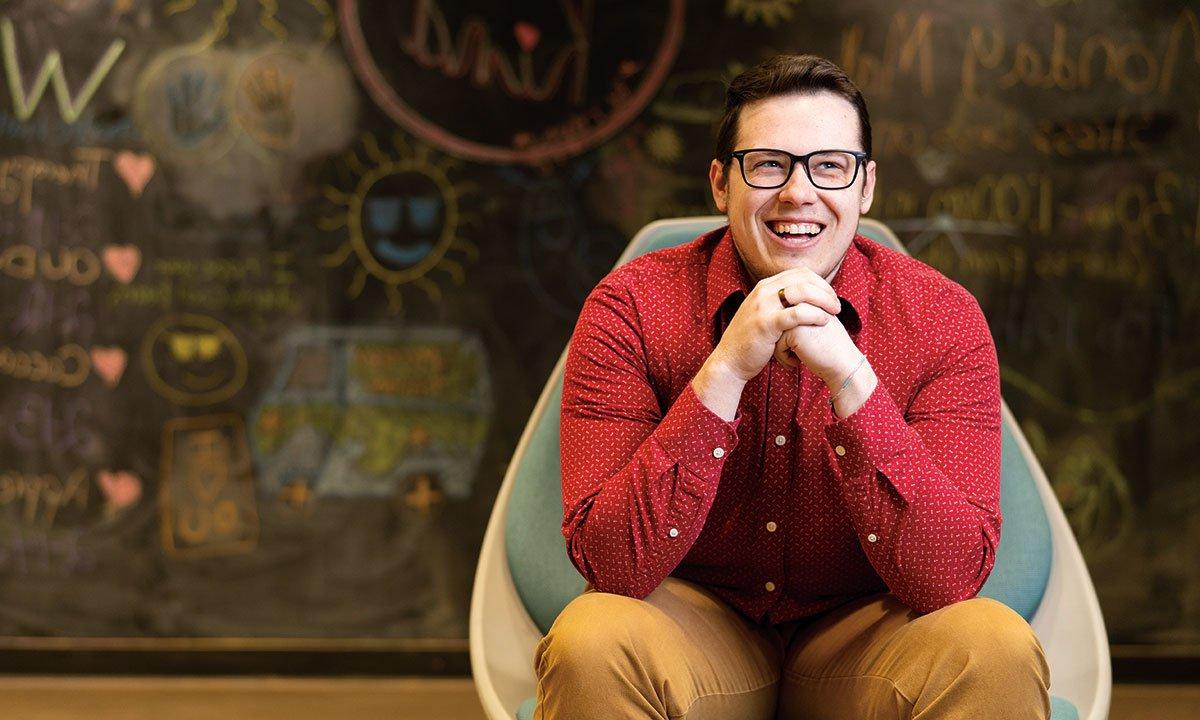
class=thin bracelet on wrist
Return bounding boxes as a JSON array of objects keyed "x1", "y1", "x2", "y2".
[{"x1": 828, "y1": 354, "x2": 868, "y2": 407}]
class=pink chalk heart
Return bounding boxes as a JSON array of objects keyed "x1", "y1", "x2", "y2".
[
  {"x1": 102, "y1": 244, "x2": 142, "y2": 283},
  {"x1": 113, "y1": 151, "x2": 156, "y2": 197},
  {"x1": 514, "y1": 21, "x2": 540, "y2": 52},
  {"x1": 97, "y1": 470, "x2": 142, "y2": 510},
  {"x1": 90, "y1": 346, "x2": 128, "y2": 387}
]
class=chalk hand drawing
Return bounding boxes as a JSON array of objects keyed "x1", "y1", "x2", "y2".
[
  {"x1": 101, "y1": 244, "x2": 142, "y2": 284},
  {"x1": 238, "y1": 63, "x2": 296, "y2": 149},
  {"x1": 96, "y1": 470, "x2": 142, "y2": 515},
  {"x1": 166, "y1": 70, "x2": 228, "y2": 145},
  {"x1": 0, "y1": 17, "x2": 125, "y2": 123},
  {"x1": 89, "y1": 346, "x2": 127, "y2": 387},
  {"x1": 112, "y1": 151, "x2": 156, "y2": 197}
]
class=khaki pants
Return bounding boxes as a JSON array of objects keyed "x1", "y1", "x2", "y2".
[{"x1": 534, "y1": 578, "x2": 1050, "y2": 719}]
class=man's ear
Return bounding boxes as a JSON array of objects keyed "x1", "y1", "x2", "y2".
[
  {"x1": 859, "y1": 159, "x2": 877, "y2": 214},
  {"x1": 709, "y1": 159, "x2": 729, "y2": 213}
]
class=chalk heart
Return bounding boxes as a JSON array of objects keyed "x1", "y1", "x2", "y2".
[
  {"x1": 113, "y1": 151, "x2": 156, "y2": 197},
  {"x1": 90, "y1": 346, "x2": 128, "y2": 387},
  {"x1": 513, "y1": 21, "x2": 540, "y2": 52},
  {"x1": 102, "y1": 244, "x2": 142, "y2": 284},
  {"x1": 97, "y1": 470, "x2": 142, "y2": 510}
]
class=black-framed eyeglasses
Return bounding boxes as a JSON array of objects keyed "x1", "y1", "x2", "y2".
[{"x1": 729, "y1": 148, "x2": 868, "y2": 190}]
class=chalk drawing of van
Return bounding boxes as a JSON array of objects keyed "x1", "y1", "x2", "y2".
[{"x1": 249, "y1": 326, "x2": 493, "y2": 501}]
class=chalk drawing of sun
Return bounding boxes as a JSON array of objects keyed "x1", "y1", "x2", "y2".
[
  {"x1": 164, "y1": 0, "x2": 336, "y2": 46},
  {"x1": 725, "y1": 0, "x2": 801, "y2": 27},
  {"x1": 320, "y1": 132, "x2": 480, "y2": 315}
]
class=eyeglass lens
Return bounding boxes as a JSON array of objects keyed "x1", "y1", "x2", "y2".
[{"x1": 741, "y1": 150, "x2": 858, "y2": 189}]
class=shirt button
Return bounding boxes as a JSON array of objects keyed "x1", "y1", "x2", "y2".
[
  {"x1": 764, "y1": 581, "x2": 776, "y2": 592},
  {"x1": 834, "y1": 445, "x2": 846, "y2": 456},
  {"x1": 712, "y1": 447, "x2": 725, "y2": 458},
  {"x1": 766, "y1": 521, "x2": 778, "y2": 532},
  {"x1": 774, "y1": 435, "x2": 786, "y2": 446},
  {"x1": 867, "y1": 533, "x2": 878, "y2": 543},
  {"x1": 669, "y1": 528, "x2": 679, "y2": 538}
]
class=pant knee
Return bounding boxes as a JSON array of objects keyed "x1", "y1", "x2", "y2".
[
  {"x1": 927, "y1": 598, "x2": 1045, "y2": 669},
  {"x1": 535, "y1": 591, "x2": 666, "y2": 681}
]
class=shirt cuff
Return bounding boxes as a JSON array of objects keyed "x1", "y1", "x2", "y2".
[
  {"x1": 824, "y1": 382, "x2": 920, "y2": 503},
  {"x1": 654, "y1": 383, "x2": 741, "y2": 486}
]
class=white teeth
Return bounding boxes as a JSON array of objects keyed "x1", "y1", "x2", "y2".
[{"x1": 771, "y1": 222, "x2": 822, "y2": 236}]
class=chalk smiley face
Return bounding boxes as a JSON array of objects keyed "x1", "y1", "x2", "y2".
[{"x1": 141, "y1": 313, "x2": 247, "y2": 406}]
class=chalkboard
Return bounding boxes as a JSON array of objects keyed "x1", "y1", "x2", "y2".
[{"x1": 0, "y1": 0, "x2": 1195, "y2": 656}]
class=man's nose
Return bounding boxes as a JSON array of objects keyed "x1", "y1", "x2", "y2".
[{"x1": 777, "y1": 164, "x2": 820, "y2": 204}]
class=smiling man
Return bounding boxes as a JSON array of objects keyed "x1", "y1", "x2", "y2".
[{"x1": 537, "y1": 55, "x2": 1050, "y2": 719}]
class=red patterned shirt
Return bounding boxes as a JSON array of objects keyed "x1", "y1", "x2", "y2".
[{"x1": 559, "y1": 226, "x2": 1002, "y2": 621}]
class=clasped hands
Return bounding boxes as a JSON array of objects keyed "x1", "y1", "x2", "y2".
[{"x1": 708, "y1": 267, "x2": 863, "y2": 388}]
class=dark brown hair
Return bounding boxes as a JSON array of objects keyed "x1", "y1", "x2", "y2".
[{"x1": 714, "y1": 54, "x2": 872, "y2": 166}]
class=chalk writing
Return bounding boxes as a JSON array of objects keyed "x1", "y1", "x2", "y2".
[
  {"x1": 841, "y1": 11, "x2": 935, "y2": 99},
  {"x1": 11, "y1": 284, "x2": 95, "y2": 344},
  {"x1": 0, "y1": 108, "x2": 137, "y2": 145},
  {"x1": 0, "y1": 17, "x2": 125, "y2": 123},
  {"x1": 962, "y1": 9, "x2": 1200, "y2": 98},
  {"x1": 0, "y1": 527, "x2": 94, "y2": 576},
  {"x1": 0, "y1": 244, "x2": 103, "y2": 285},
  {"x1": 160, "y1": 414, "x2": 259, "y2": 559},
  {"x1": 1057, "y1": 172, "x2": 1197, "y2": 244},
  {"x1": 340, "y1": 0, "x2": 685, "y2": 163},
  {"x1": 0, "y1": 343, "x2": 90, "y2": 388},
  {"x1": 5, "y1": 393, "x2": 98, "y2": 458},
  {"x1": 725, "y1": 0, "x2": 800, "y2": 27},
  {"x1": 925, "y1": 172, "x2": 1055, "y2": 236},
  {"x1": 0, "y1": 146, "x2": 110, "y2": 214},
  {"x1": 1033, "y1": 109, "x2": 1158, "y2": 157},
  {"x1": 400, "y1": 0, "x2": 591, "y2": 104},
  {"x1": 0, "y1": 468, "x2": 89, "y2": 528}
]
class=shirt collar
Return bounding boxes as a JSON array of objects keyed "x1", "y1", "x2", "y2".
[
  {"x1": 706, "y1": 227, "x2": 870, "y2": 336},
  {"x1": 704, "y1": 226, "x2": 753, "y2": 323}
]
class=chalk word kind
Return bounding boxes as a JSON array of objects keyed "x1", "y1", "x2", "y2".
[
  {"x1": 0, "y1": 146, "x2": 110, "y2": 214},
  {"x1": 0, "y1": 468, "x2": 88, "y2": 528},
  {"x1": 340, "y1": 0, "x2": 684, "y2": 164},
  {"x1": 0, "y1": 344, "x2": 90, "y2": 388}
]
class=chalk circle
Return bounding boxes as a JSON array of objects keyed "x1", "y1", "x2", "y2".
[
  {"x1": 339, "y1": 0, "x2": 686, "y2": 164},
  {"x1": 133, "y1": 44, "x2": 239, "y2": 163},
  {"x1": 141, "y1": 313, "x2": 248, "y2": 407},
  {"x1": 232, "y1": 47, "x2": 306, "y2": 150},
  {"x1": 349, "y1": 160, "x2": 457, "y2": 284}
]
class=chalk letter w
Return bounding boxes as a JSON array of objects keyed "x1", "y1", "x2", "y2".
[{"x1": 1, "y1": 17, "x2": 125, "y2": 123}]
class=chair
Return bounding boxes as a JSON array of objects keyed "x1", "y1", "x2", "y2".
[{"x1": 470, "y1": 217, "x2": 1112, "y2": 720}]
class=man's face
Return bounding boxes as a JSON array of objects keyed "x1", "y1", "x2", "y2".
[{"x1": 709, "y1": 91, "x2": 876, "y2": 283}]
